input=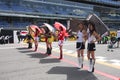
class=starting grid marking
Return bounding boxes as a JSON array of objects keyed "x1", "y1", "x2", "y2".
[{"x1": 40, "y1": 45, "x2": 120, "y2": 68}]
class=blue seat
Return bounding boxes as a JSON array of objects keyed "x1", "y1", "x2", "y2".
[{"x1": 0, "y1": 4, "x2": 10, "y2": 10}]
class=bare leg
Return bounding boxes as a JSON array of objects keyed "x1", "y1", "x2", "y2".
[
  {"x1": 59, "y1": 45, "x2": 63, "y2": 59},
  {"x1": 34, "y1": 41, "x2": 38, "y2": 51},
  {"x1": 117, "y1": 41, "x2": 119, "y2": 48},
  {"x1": 88, "y1": 51, "x2": 95, "y2": 72},
  {"x1": 77, "y1": 50, "x2": 84, "y2": 69},
  {"x1": 46, "y1": 41, "x2": 49, "y2": 54},
  {"x1": 87, "y1": 51, "x2": 92, "y2": 72},
  {"x1": 87, "y1": 51, "x2": 91, "y2": 60}
]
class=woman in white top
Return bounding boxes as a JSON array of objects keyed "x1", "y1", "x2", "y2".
[
  {"x1": 76, "y1": 22, "x2": 87, "y2": 69},
  {"x1": 87, "y1": 21, "x2": 101, "y2": 72}
]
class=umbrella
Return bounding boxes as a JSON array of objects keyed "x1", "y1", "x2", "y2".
[
  {"x1": 29, "y1": 25, "x2": 42, "y2": 34},
  {"x1": 43, "y1": 23, "x2": 55, "y2": 32},
  {"x1": 27, "y1": 25, "x2": 43, "y2": 38},
  {"x1": 54, "y1": 22, "x2": 66, "y2": 31},
  {"x1": 54, "y1": 22, "x2": 70, "y2": 37},
  {"x1": 86, "y1": 14, "x2": 109, "y2": 35},
  {"x1": 64, "y1": 32, "x2": 70, "y2": 37}
]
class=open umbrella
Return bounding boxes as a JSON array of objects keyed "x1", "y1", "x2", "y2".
[
  {"x1": 54, "y1": 22, "x2": 70, "y2": 37},
  {"x1": 86, "y1": 14, "x2": 109, "y2": 35},
  {"x1": 27, "y1": 25, "x2": 43, "y2": 38},
  {"x1": 64, "y1": 32, "x2": 70, "y2": 37},
  {"x1": 43, "y1": 23, "x2": 55, "y2": 32},
  {"x1": 54, "y1": 22, "x2": 66, "y2": 31},
  {"x1": 29, "y1": 25, "x2": 42, "y2": 34}
]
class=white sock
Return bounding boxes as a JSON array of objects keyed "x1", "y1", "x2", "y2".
[
  {"x1": 78, "y1": 57, "x2": 83, "y2": 68},
  {"x1": 88, "y1": 59, "x2": 95, "y2": 72}
]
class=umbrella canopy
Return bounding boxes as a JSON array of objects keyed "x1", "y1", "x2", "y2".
[
  {"x1": 64, "y1": 32, "x2": 70, "y2": 37},
  {"x1": 43, "y1": 23, "x2": 55, "y2": 32},
  {"x1": 86, "y1": 14, "x2": 109, "y2": 35},
  {"x1": 54, "y1": 22, "x2": 66, "y2": 32},
  {"x1": 27, "y1": 25, "x2": 43, "y2": 38},
  {"x1": 29, "y1": 25, "x2": 42, "y2": 34}
]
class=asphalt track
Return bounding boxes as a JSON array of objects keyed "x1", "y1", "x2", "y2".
[{"x1": 0, "y1": 41, "x2": 120, "y2": 80}]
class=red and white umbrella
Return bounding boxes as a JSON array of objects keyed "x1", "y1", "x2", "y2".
[
  {"x1": 54, "y1": 22, "x2": 66, "y2": 31},
  {"x1": 29, "y1": 25, "x2": 42, "y2": 34},
  {"x1": 64, "y1": 32, "x2": 70, "y2": 37},
  {"x1": 54, "y1": 22, "x2": 70, "y2": 37}
]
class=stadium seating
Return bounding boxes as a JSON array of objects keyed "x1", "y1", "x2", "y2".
[
  {"x1": 11, "y1": 4, "x2": 25, "y2": 12},
  {"x1": 0, "y1": 0, "x2": 119, "y2": 29},
  {"x1": 0, "y1": 3, "x2": 10, "y2": 11},
  {"x1": 0, "y1": 0, "x2": 92, "y2": 15},
  {"x1": 96, "y1": 0, "x2": 120, "y2": 6},
  {"x1": 13, "y1": 21, "x2": 31, "y2": 28},
  {"x1": 0, "y1": 21, "x2": 10, "y2": 27}
]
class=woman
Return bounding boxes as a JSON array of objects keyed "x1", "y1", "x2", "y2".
[
  {"x1": 34, "y1": 28, "x2": 39, "y2": 51},
  {"x1": 26, "y1": 33, "x2": 34, "y2": 48},
  {"x1": 47, "y1": 32, "x2": 54, "y2": 55},
  {"x1": 58, "y1": 26, "x2": 65, "y2": 59},
  {"x1": 76, "y1": 22, "x2": 87, "y2": 69},
  {"x1": 87, "y1": 21, "x2": 101, "y2": 72},
  {"x1": 44, "y1": 27, "x2": 51, "y2": 55}
]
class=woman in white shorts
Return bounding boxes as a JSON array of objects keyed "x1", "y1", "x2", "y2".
[
  {"x1": 76, "y1": 21, "x2": 87, "y2": 69},
  {"x1": 87, "y1": 21, "x2": 101, "y2": 72},
  {"x1": 58, "y1": 26, "x2": 65, "y2": 59}
]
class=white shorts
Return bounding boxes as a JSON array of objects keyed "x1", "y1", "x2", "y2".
[
  {"x1": 34, "y1": 37, "x2": 39, "y2": 41},
  {"x1": 58, "y1": 40, "x2": 64, "y2": 46}
]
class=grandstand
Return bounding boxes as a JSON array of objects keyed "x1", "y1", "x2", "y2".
[
  {"x1": 0, "y1": 0, "x2": 120, "y2": 30},
  {"x1": 67, "y1": 0, "x2": 120, "y2": 30},
  {"x1": 67, "y1": 0, "x2": 120, "y2": 8}
]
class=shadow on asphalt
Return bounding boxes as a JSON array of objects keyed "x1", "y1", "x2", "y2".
[
  {"x1": 16, "y1": 47, "x2": 48, "y2": 59},
  {"x1": 16, "y1": 47, "x2": 37, "y2": 53},
  {"x1": 19, "y1": 50, "x2": 35, "y2": 53},
  {"x1": 16, "y1": 47, "x2": 29, "y2": 50},
  {"x1": 47, "y1": 66, "x2": 98, "y2": 80},
  {"x1": 27, "y1": 53, "x2": 48, "y2": 58},
  {"x1": 40, "y1": 58, "x2": 60, "y2": 64}
]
